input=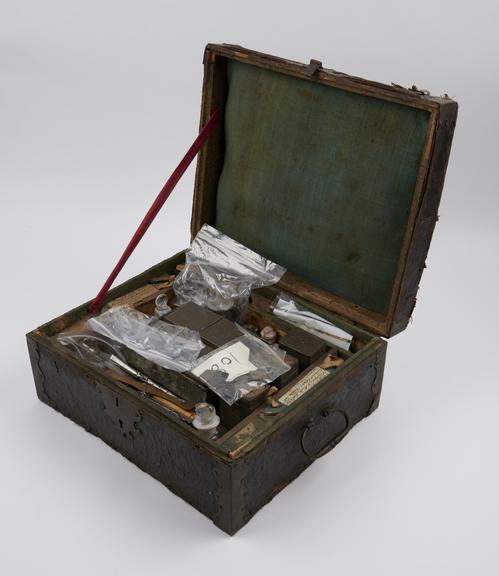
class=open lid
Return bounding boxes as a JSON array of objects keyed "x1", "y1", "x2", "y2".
[{"x1": 191, "y1": 44, "x2": 457, "y2": 337}]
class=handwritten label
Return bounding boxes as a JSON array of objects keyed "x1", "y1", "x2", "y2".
[
  {"x1": 279, "y1": 367, "x2": 329, "y2": 406},
  {"x1": 192, "y1": 341, "x2": 256, "y2": 382}
]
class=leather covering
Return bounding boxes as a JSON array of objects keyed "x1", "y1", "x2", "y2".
[{"x1": 27, "y1": 252, "x2": 385, "y2": 535}]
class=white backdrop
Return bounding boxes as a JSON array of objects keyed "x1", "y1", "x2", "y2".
[{"x1": 1, "y1": 1, "x2": 498, "y2": 574}]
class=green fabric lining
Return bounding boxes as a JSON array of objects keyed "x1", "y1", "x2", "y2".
[{"x1": 215, "y1": 60, "x2": 430, "y2": 315}]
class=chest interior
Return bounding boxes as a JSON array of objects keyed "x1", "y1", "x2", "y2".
[{"x1": 39, "y1": 252, "x2": 380, "y2": 457}]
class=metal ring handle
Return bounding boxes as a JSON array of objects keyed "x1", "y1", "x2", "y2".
[{"x1": 300, "y1": 408, "x2": 350, "y2": 460}]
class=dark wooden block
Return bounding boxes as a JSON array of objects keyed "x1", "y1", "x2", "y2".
[
  {"x1": 122, "y1": 347, "x2": 207, "y2": 403},
  {"x1": 279, "y1": 327, "x2": 327, "y2": 370},
  {"x1": 217, "y1": 353, "x2": 297, "y2": 429},
  {"x1": 275, "y1": 353, "x2": 299, "y2": 388},
  {"x1": 219, "y1": 385, "x2": 270, "y2": 430},
  {"x1": 199, "y1": 345, "x2": 214, "y2": 357},
  {"x1": 165, "y1": 301, "x2": 220, "y2": 331},
  {"x1": 201, "y1": 318, "x2": 242, "y2": 348}
]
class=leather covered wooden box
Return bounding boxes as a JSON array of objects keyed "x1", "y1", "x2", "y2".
[{"x1": 26, "y1": 44, "x2": 457, "y2": 535}]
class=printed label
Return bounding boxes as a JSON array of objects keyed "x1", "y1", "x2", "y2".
[
  {"x1": 279, "y1": 366, "x2": 329, "y2": 406},
  {"x1": 192, "y1": 341, "x2": 257, "y2": 382}
]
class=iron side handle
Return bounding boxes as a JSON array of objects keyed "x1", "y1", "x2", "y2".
[{"x1": 300, "y1": 408, "x2": 350, "y2": 459}]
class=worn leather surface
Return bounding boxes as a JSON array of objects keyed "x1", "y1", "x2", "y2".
[
  {"x1": 234, "y1": 344, "x2": 387, "y2": 533},
  {"x1": 390, "y1": 101, "x2": 458, "y2": 335},
  {"x1": 27, "y1": 332, "x2": 386, "y2": 535},
  {"x1": 27, "y1": 335, "x2": 220, "y2": 521}
]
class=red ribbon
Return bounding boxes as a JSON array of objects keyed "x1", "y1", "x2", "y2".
[{"x1": 88, "y1": 107, "x2": 222, "y2": 314}]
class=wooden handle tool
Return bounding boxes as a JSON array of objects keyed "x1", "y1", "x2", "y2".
[{"x1": 106, "y1": 369, "x2": 196, "y2": 412}]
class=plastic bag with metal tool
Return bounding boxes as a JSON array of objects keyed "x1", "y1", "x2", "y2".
[
  {"x1": 271, "y1": 293, "x2": 353, "y2": 351},
  {"x1": 190, "y1": 327, "x2": 290, "y2": 405},
  {"x1": 173, "y1": 224, "x2": 286, "y2": 321},
  {"x1": 86, "y1": 305, "x2": 204, "y2": 372},
  {"x1": 57, "y1": 330, "x2": 127, "y2": 370},
  {"x1": 57, "y1": 330, "x2": 198, "y2": 423}
]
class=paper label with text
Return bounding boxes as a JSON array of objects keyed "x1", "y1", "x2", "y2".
[
  {"x1": 279, "y1": 366, "x2": 329, "y2": 406},
  {"x1": 192, "y1": 341, "x2": 257, "y2": 382}
]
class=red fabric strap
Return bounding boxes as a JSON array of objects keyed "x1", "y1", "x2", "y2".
[{"x1": 88, "y1": 108, "x2": 222, "y2": 314}]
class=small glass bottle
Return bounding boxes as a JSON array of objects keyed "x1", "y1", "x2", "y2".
[
  {"x1": 192, "y1": 402, "x2": 220, "y2": 439},
  {"x1": 154, "y1": 293, "x2": 172, "y2": 318}
]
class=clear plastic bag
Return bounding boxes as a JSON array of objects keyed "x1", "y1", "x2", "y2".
[
  {"x1": 86, "y1": 305, "x2": 204, "y2": 372},
  {"x1": 174, "y1": 224, "x2": 286, "y2": 321},
  {"x1": 58, "y1": 330, "x2": 127, "y2": 370},
  {"x1": 190, "y1": 327, "x2": 290, "y2": 405},
  {"x1": 271, "y1": 293, "x2": 353, "y2": 351}
]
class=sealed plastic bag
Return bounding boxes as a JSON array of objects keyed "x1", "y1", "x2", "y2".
[
  {"x1": 272, "y1": 293, "x2": 353, "y2": 351},
  {"x1": 190, "y1": 328, "x2": 290, "y2": 405},
  {"x1": 86, "y1": 305, "x2": 204, "y2": 372},
  {"x1": 174, "y1": 224, "x2": 286, "y2": 321}
]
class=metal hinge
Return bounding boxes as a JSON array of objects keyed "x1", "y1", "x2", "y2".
[
  {"x1": 391, "y1": 82, "x2": 431, "y2": 96},
  {"x1": 305, "y1": 59, "x2": 322, "y2": 77}
]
